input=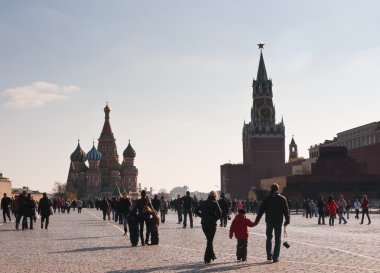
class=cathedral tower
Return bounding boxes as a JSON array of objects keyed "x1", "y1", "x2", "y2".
[
  {"x1": 86, "y1": 142, "x2": 102, "y2": 195},
  {"x1": 97, "y1": 103, "x2": 120, "y2": 190},
  {"x1": 121, "y1": 140, "x2": 138, "y2": 193}
]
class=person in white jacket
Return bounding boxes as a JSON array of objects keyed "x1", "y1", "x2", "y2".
[{"x1": 353, "y1": 199, "x2": 361, "y2": 219}]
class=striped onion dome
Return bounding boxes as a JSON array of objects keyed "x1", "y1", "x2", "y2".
[
  {"x1": 87, "y1": 143, "x2": 102, "y2": 161},
  {"x1": 70, "y1": 141, "x2": 87, "y2": 162},
  {"x1": 123, "y1": 140, "x2": 136, "y2": 158}
]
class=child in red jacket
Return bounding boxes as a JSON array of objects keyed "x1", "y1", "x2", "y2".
[{"x1": 229, "y1": 209, "x2": 257, "y2": 261}]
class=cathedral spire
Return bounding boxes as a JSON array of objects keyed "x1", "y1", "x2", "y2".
[
  {"x1": 100, "y1": 102, "x2": 114, "y2": 139},
  {"x1": 256, "y1": 42, "x2": 268, "y2": 82}
]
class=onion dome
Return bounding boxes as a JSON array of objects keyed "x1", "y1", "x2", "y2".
[
  {"x1": 70, "y1": 141, "x2": 87, "y2": 162},
  {"x1": 87, "y1": 143, "x2": 102, "y2": 161},
  {"x1": 123, "y1": 140, "x2": 136, "y2": 158}
]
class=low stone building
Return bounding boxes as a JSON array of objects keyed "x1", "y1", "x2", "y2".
[{"x1": 0, "y1": 173, "x2": 12, "y2": 196}]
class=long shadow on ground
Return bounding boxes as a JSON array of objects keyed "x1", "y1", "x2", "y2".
[{"x1": 107, "y1": 260, "x2": 270, "y2": 273}]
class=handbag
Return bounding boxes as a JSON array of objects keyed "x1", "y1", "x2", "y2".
[{"x1": 49, "y1": 207, "x2": 54, "y2": 215}]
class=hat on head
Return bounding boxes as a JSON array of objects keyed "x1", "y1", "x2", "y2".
[{"x1": 238, "y1": 208, "x2": 246, "y2": 215}]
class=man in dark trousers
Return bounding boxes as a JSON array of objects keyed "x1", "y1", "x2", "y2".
[
  {"x1": 254, "y1": 183, "x2": 290, "y2": 263},
  {"x1": 120, "y1": 192, "x2": 132, "y2": 235},
  {"x1": 1, "y1": 193, "x2": 12, "y2": 223},
  {"x1": 218, "y1": 193, "x2": 230, "y2": 227},
  {"x1": 181, "y1": 191, "x2": 194, "y2": 228},
  {"x1": 38, "y1": 192, "x2": 52, "y2": 229}
]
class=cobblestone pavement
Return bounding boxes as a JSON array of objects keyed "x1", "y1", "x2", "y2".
[{"x1": 1, "y1": 209, "x2": 380, "y2": 273}]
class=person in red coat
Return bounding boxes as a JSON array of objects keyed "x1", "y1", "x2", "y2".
[
  {"x1": 325, "y1": 195, "x2": 338, "y2": 226},
  {"x1": 229, "y1": 209, "x2": 257, "y2": 261}
]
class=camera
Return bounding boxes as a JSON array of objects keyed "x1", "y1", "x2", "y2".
[{"x1": 283, "y1": 241, "x2": 290, "y2": 248}]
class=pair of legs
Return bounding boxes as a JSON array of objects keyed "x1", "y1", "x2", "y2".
[
  {"x1": 160, "y1": 210, "x2": 165, "y2": 223},
  {"x1": 183, "y1": 209, "x2": 193, "y2": 228},
  {"x1": 201, "y1": 223, "x2": 217, "y2": 263},
  {"x1": 23, "y1": 216, "x2": 33, "y2": 229},
  {"x1": 77, "y1": 207, "x2": 82, "y2": 213},
  {"x1": 236, "y1": 239, "x2": 248, "y2": 261},
  {"x1": 139, "y1": 218, "x2": 151, "y2": 245},
  {"x1": 355, "y1": 209, "x2": 359, "y2": 219},
  {"x1": 177, "y1": 208, "x2": 183, "y2": 223},
  {"x1": 265, "y1": 223, "x2": 282, "y2": 262},
  {"x1": 318, "y1": 212, "x2": 325, "y2": 224},
  {"x1": 220, "y1": 213, "x2": 228, "y2": 227},
  {"x1": 41, "y1": 215, "x2": 49, "y2": 229},
  {"x1": 338, "y1": 212, "x2": 347, "y2": 224},
  {"x1": 329, "y1": 215, "x2": 335, "y2": 226},
  {"x1": 2, "y1": 208, "x2": 11, "y2": 222},
  {"x1": 361, "y1": 209, "x2": 371, "y2": 224}
]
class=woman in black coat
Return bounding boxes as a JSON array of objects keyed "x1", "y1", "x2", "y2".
[{"x1": 194, "y1": 191, "x2": 222, "y2": 264}]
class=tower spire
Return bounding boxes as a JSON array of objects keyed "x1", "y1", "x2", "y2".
[{"x1": 256, "y1": 42, "x2": 268, "y2": 82}]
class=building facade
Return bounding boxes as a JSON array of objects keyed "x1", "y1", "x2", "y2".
[
  {"x1": 66, "y1": 104, "x2": 138, "y2": 199},
  {"x1": 0, "y1": 172, "x2": 12, "y2": 196},
  {"x1": 309, "y1": 122, "x2": 380, "y2": 176},
  {"x1": 221, "y1": 45, "x2": 286, "y2": 199}
]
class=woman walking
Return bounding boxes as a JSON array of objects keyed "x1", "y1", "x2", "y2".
[
  {"x1": 360, "y1": 195, "x2": 371, "y2": 225},
  {"x1": 194, "y1": 191, "x2": 222, "y2": 264},
  {"x1": 326, "y1": 195, "x2": 338, "y2": 226}
]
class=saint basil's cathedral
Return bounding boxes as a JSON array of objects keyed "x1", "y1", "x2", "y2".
[{"x1": 67, "y1": 104, "x2": 138, "y2": 199}]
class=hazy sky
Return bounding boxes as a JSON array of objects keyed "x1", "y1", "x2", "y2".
[{"x1": 1, "y1": 0, "x2": 380, "y2": 193}]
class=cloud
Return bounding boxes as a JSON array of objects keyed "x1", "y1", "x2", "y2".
[{"x1": 2, "y1": 81, "x2": 80, "y2": 109}]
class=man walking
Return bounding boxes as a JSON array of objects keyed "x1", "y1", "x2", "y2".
[
  {"x1": 181, "y1": 191, "x2": 194, "y2": 228},
  {"x1": 336, "y1": 194, "x2": 347, "y2": 224},
  {"x1": 1, "y1": 193, "x2": 12, "y2": 223},
  {"x1": 38, "y1": 193, "x2": 52, "y2": 229},
  {"x1": 254, "y1": 183, "x2": 290, "y2": 263},
  {"x1": 218, "y1": 193, "x2": 230, "y2": 227}
]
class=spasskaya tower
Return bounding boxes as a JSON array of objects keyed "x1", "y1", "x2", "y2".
[{"x1": 221, "y1": 43, "x2": 285, "y2": 198}]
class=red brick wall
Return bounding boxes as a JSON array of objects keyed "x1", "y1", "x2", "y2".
[{"x1": 348, "y1": 143, "x2": 380, "y2": 176}]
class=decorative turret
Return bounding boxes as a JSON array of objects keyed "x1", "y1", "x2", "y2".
[
  {"x1": 70, "y1": 140, "x2": 87, "y2": 162},
  {"x1": 87, "y1": 143, "x2": 102, "y2": 161},
  {"x1": 289, "y1": 136, "x2": 298, "y2": 161},
  {"x1": 123, "y1": 140, "x2": 136, "y2": 159}
]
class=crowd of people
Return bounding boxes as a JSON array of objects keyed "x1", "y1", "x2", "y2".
[
  {"x1": 1, "y1": 186, "x2": 375, "y2": 265},
  {"x1": 299, "y1": 194, "x2": 371, "y2": 225}
]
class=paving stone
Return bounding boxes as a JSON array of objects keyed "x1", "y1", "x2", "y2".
[{"x1": 1, "y1": 210, "x2": 379, "y2": 273}]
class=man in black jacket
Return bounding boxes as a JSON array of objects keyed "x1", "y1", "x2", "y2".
[
  {"x1": 218, "y1": 193, "x2": 230, "y2": 227},
  {"x1": 254, "y1": 183, "x2": 290, "y2": 263},
  {"x1": 1, "y1": 193, "x2": 12, "y2": 223},
  {"x1": 38, "y1": 192, "x2": 52, "y2": 229},
  {"x1": 120, "y1": 192, "x2": 132, "y2": 235},
  {"x1": 181, "y1": 191, "x2": 194, "y2": 228}
]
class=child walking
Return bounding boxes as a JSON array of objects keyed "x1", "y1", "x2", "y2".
[{"x1": 229, "y1": 209, "x2": 257, "y2": 261}]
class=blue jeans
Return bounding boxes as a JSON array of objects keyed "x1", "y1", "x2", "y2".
[
  {"x1": 266, "y1": 223, "x2": 282, "y2": 260},
  {"x1": 338, "y1": 212, "x2": 347, "y2": 224},
  {"x1": 177, "y1": 208, "x2": 183, "y2": 223}
]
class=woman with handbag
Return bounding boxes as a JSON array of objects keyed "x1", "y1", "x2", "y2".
[
  {"x1": 132, "y1": 190, "x2": 155, "y2": 246},
  {"x1": 194, "y1": 191, "x2": 222, "y2": 264}
]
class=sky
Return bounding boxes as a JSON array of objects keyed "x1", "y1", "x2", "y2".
[{"x1": 1, "y1": 0, "x2": 380, "y2": 194}]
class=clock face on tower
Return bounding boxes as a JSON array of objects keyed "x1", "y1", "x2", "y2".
[{"x1": 259, "y1": 106, "x2": 272, "y2": 119}]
